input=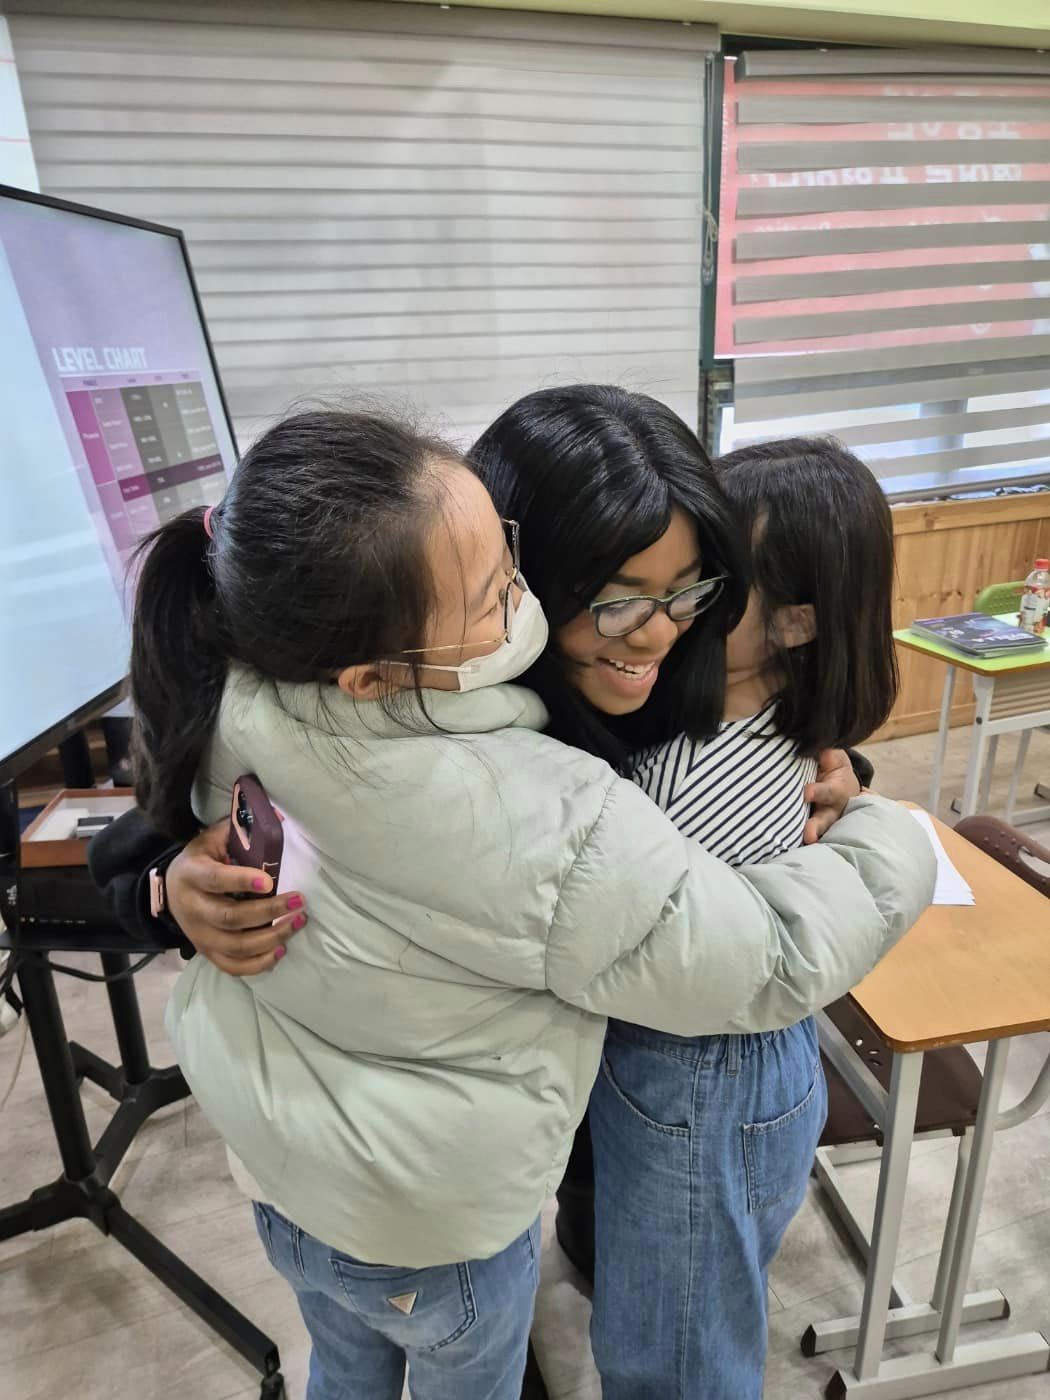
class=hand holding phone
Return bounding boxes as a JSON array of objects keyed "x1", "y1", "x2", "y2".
[{"x1": 227, "y1": 775, "x2": 283, "y2": 898}]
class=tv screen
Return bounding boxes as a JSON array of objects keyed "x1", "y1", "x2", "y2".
[{"x1": 0, "y1": 186, "x2": 238, "y2": 778}]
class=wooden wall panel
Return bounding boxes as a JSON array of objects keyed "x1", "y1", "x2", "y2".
[{"x1": 879, "y1": 492, "x2": 1050, "y2": 739}]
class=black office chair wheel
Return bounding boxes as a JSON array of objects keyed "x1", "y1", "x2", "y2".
[{"x1": 260, "y1": 1373, "x2": 286, "y2": 1400}]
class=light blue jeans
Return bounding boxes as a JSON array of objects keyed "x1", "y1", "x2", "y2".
[
  {"x1": 589, "y1": 1017, "x2": 827, "y2": 1400},
  {"x1": 253, "y1": 1202, "x2": 539, "y2": 1400}
]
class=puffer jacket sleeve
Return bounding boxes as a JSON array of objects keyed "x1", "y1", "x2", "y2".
[{"x1": 545, "y1": 783, "x2": 935, "y2": 1035}]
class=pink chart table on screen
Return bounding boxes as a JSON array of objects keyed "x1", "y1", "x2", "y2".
[{"x1": 63, "y1": 368, "x2": 225, "y2": 557}]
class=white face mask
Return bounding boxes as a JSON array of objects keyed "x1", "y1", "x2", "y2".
[{"x1": 417, "y1": 586, "x2": 549, "y2": 693}]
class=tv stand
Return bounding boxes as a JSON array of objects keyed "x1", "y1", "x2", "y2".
[{"x1": 0, "y1": 776, "x2": 285, "y2": 1400}]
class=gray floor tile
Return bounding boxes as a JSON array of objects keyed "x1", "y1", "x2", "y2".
[{"x1": 868, "y1": 724, "x2": 1050, "y2": 827}]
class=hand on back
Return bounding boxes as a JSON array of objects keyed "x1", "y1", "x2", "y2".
[
  {"x1": 803, "y1": 748, "x2": 862, "y2": 845},
  {"x1": 167, "y1": 819, "x2": 306, "y2": 975}
]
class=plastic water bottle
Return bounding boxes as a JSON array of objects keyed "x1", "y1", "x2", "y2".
[{"x1": 1019, "y1": 558, "x2": 1050, "y2": 635}]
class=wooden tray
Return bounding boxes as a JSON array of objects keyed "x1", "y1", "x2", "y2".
[{"x1": 20, "y1": 788, "x2": 136, "y2": 869}]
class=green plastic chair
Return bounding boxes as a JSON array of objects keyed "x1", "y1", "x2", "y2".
[
  {"x1": 973, "y1": 580, "x2": 1025, "y2": 618},
  {"x1": 972, "y1": 579, "x2": 1035, "y2": 818}
]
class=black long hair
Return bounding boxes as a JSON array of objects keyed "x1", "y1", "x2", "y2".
[
  {"x1": 717, "y1": 436, "x2": 898, "y2": 754},
  {"x1": 130, "y1": 408, "x2": 461, "y2": 838},
  {"x1": 471, "y1": 385, "x2": 747, "y2": 771}
]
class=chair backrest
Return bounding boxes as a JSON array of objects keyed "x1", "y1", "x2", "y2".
[
  {"x1": 973, "y1": 580, "x2": 1025, "y2": 617},
  {"x1": 954, "y1": 815, "x2": 1050, "y2": 899}
]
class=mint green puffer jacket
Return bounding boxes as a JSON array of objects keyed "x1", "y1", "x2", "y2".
[{"x1": 167, "y1": 666, "x2": 934, "y2": 1266}]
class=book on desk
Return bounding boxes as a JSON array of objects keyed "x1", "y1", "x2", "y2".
[{"x1": 910, "y1": 612, "x2": 1048, "y2": 660}]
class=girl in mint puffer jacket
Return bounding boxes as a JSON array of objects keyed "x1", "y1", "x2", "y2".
[{"x1": 130, "y1": 408, "x2": 934, "y2": 1400}]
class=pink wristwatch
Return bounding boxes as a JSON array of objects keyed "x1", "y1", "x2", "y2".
[{"x1": 148, "y1": 865, "x2": 167, "y2": 920}]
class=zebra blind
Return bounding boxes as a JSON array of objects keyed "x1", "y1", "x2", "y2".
[
  {"x1": 9, "y1": 2, "x2": 715, "y2": 447},
  {"x1": 717, "y1": 47, "x2": 1050, "y2": 502}
]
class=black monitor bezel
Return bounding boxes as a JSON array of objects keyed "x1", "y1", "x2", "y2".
[{"x1": 0, "y1": 181, "x2": 239, "y2": 784}]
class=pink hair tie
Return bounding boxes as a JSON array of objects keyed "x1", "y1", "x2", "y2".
[{"x1": 203, "y1": 506, "x2": 216, "y2": 540}]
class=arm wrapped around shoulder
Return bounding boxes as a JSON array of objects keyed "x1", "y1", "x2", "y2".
[{"x1": 545, "y1": 783, "x2": 936, "y2": 1037}]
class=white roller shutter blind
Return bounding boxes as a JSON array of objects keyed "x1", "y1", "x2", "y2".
[
  {"x1": 9, "y1": 2, "x2": 715, "y2": 447},
  {"x1": 0, "y1": 17, "x2": 37, "y2": 189},
  {"x1": 717, "y1": 46, "x2": 1050, "y2": 502}
]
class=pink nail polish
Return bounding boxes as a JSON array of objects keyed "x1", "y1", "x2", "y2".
[
  {"x1": 287, "y1": 895, "x2": 303, "y2": 911},
  {"x1": 274, "y1": 946, "x2": 286, "y2": 962},
  {"x1": 252, "y1": 877, "x2": 268, "y2": 892},
  {"x1": 292, "y1": 914, "x2": 307, "y2": 931}
]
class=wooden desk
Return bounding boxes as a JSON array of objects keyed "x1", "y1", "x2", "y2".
[
  {"x1": 852, "y1": 819, "x2": 1050, "y2": 1052},
  {"x1": 893, "y1": 616, "x2": 1050, "y2": 823},
  {"x1": 810, "y1": 814, "x2": 1050, "y2": 1399}
]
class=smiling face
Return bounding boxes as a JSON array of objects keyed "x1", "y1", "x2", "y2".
[{"x1": 555, "y1": 508, "x2": 703, "y2": 716}]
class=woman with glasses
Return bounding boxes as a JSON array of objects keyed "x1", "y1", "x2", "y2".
[
  {"x1": 472, "y1": 388, "x2": 877, "y2": 1399},
  {"x1": 92, "y1": 388, "x2": 925, "y2": 1399}
]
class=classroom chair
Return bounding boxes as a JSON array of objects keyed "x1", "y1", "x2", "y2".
[
  {"x1": 972, "y1": 581, "x2": 1025, "y2": 618},
  {"x1": 954, "y1": 814, "x2": 1050, "y2": 897},
  {"x1": 952, "y1": 816, "x2": 1050, "y2": 1129}
]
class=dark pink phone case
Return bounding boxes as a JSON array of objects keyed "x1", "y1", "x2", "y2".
[{"x1": 227, "y1": 774, "x2": 283, "y2": 898}]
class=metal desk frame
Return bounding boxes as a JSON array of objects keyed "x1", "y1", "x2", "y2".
[
  {"x1": 894, "y1": 619, "x2": 1050, "y2": 826},
  {"x1": 808, "y1": 1013, "x2": 1050, "y2": 1399},
  {"x1": 929, "y1": 664, "x2": 1050, "y2": 824}
]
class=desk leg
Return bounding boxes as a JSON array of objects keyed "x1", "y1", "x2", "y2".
[
  {"x1": 804, "y1": 1131, "x2": 1008, "y2": 1360},
  {"x1": 1004, "y1": 731, "x2": 1032, "y2": 824},
  {"x1": 929, "y1": 1131, "x2": 972, "y2": 1315},
  {"x1": 827, "y1": 1038, "x2": 1049, "y2": 1398},
  {"x1": 854, "y1": 1053, "x2": 924, "y2": 1380},
  {"x1": 936, "y1": 1040, "x2": 1009, "y2": 1362},
  {"x1": 928, "y1": 669, "x2": 956, "y2": 816},
  {"x1": 977, "y1": 736, "x2": 998, "y2": 813},
  {"x1": 959, "y1": 678, "x2": 994, "y2": 819}
]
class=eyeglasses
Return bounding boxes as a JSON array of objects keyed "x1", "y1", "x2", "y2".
[
  {"x1": 494, "y1": 518, "x2": 521, "y2": 643},
  {"x1": 589, "y1": 575, "x2": 728, "y2": 639},
  {"x1": 400, "y1": 519, "x2": 522, "y2": 656}
]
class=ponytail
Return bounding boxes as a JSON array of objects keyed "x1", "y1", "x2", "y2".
[{"x1": 129, "y1": 508, "x2": 229, "y2": 839}]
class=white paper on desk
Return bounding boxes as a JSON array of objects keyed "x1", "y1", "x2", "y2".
[{"x1": 908, "y1": 809, "x2": 975, "y2": 905}]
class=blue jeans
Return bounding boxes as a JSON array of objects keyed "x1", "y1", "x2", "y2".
[
  {"x1": 589, "y1": 1017, "x2": 827, "y2": 1400},
  {"x1": 253, "y1": 1203, "x2": 539, "y2": 1400}
]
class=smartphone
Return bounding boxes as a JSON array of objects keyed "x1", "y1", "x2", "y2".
[{"x1": 227, "y1": 774, "x2": 283, "y2": 897}]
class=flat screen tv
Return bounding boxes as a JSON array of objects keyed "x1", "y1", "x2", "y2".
[{"x1": 0, "y1": 184, "x2": 238, "y2": 782}]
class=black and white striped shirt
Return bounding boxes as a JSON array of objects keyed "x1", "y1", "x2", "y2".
[{"x1": 633, "y1": 708, "x2": 818, "y2": 869}]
